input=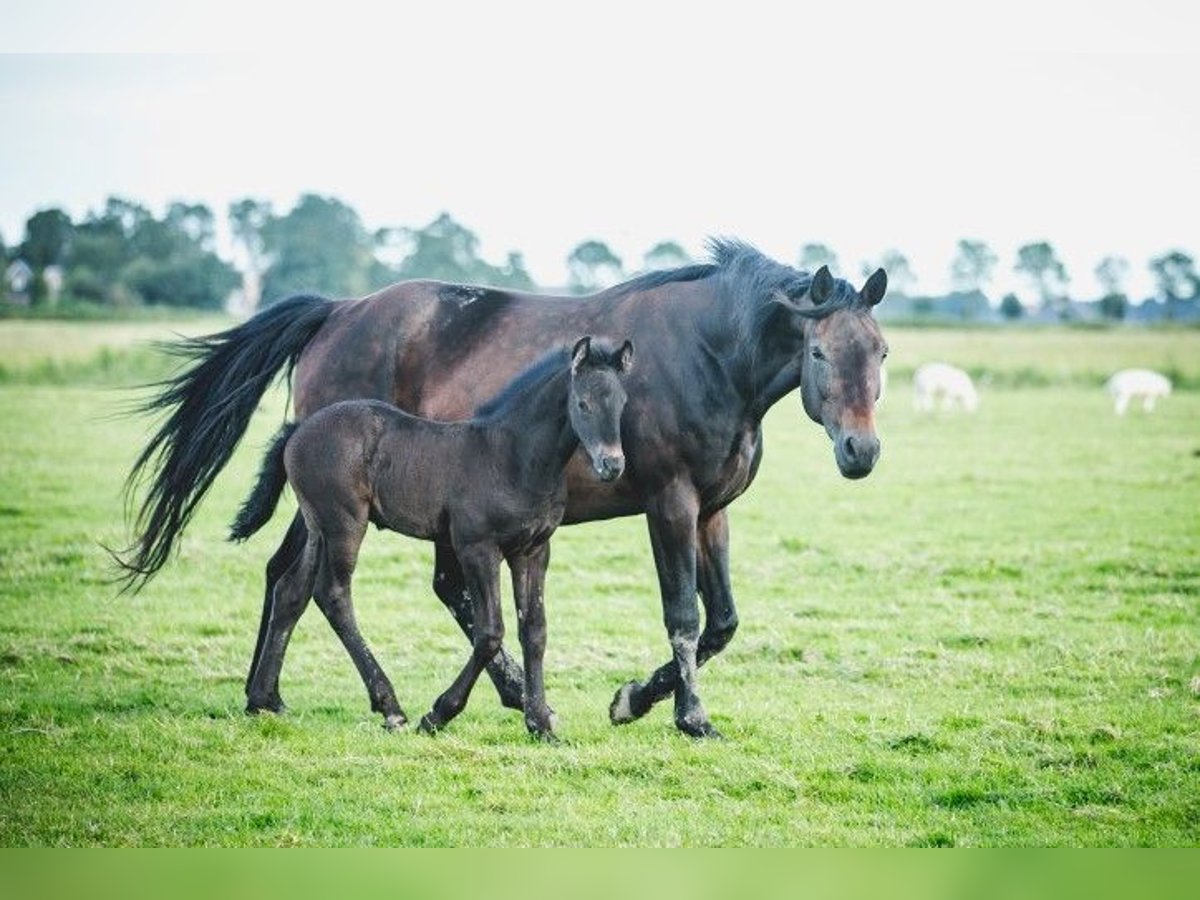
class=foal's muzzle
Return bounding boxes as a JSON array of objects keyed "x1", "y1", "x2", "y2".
[{"x1": 596, "y1": 453, "x2": 625, "y2": 482}]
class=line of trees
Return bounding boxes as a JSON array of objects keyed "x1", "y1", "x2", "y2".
[{"x1": 3, "y1": 194, "x2": 1198, "y2": 321}]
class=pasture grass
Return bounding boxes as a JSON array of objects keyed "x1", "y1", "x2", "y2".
[{"x1": 1, "y1": 319, "x2": 1198, "y2": 845}]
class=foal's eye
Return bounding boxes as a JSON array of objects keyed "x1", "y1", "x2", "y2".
[
  {"x1": 577, "y1": 399, "x2": 590, "y2": 412},
  {"x1": 811, "y1": 348, "x2": 826, "y2": 362}
]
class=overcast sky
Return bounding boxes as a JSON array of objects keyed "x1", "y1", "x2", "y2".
[{"x1": 2, "y1": 2, "x2": 1197, "y2": 301}]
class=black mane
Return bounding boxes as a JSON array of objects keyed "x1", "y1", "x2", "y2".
[
  {"x1": 474, "y1": 348, "x2": 570, "y2": 421},
  {"x1": 601, "y1": 237, "x2": 861, "y2": 328}
]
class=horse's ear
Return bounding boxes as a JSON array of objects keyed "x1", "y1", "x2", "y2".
[
  {"x1": 862, "y1": 268, "x2": 888, "y2": 306},
  {"x1": 571, "y1": 336, "x2": 592, "y2": 373},
  {"x1": 810, "y1": 265, "x2": 834, "y2": 306},
  {"x1": 616, "y1": 339, "x2": 634, "y2": 372}
]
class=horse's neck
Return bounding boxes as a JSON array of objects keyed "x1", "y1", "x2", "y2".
[{"x1": 696, "y1": 289, "x2": 803, "y2": 423}]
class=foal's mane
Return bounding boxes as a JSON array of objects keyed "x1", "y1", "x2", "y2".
[{"x1": 474, "y1": 348, "x2": 570, "y2": 421}]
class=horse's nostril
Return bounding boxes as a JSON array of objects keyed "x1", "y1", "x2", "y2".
[{"x1": 843, "y1": 436, "x2": 857, "y2": 461}]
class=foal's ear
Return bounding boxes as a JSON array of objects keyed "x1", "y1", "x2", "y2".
[
  {"x1": 571, "y1": 336, "x2": 592, "y2": 373},
  {"x1": 616, "y1": 339, "x2": 634, "y2": 372},
  {"x1": 809, "y1": 265, "x2": 834, "y2": 306},
  {"x1": 861, "y1": 267, "x2": 888, "y2": 306}
]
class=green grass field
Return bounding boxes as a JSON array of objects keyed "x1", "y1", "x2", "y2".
[{"x1": 1, "y1": 319, "x2": 1197, "y2": 846}]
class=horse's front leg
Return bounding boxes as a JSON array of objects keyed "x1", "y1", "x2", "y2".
[
  {"x1": 420, "y1": 542, "x2": 504, "y2": 734},
  {"x1": 509, "y1": 543, "x2": 556, "y2": 740},
  {"x1": 610, "y1": 507, "x2": 737, "y2": 732},
  {"x1": 432, "y1": 542, "x2": 526, "y2": 711},
  {"x1": 613, "y1": 486, "x2": 718, "y2": 737}
]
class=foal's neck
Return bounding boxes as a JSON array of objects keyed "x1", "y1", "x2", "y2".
[{"x1": 489, "y1": 369, "x2": 577, "y2": 484}]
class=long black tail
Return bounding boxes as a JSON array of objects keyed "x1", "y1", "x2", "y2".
[
  {"x1": 116, "y1": 294, "x2": 335, "y2": 591},
  {"x1": 229, "y1": 423, "x2": 300, "y2": 542}
]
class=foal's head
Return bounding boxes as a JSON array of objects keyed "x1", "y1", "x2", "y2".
[
  {"x1": 569, "y1": 336, "x2": 633, "y2": 482},
  {"x1": 798, "y1": 267, "x2": 889, "y2": 479}
]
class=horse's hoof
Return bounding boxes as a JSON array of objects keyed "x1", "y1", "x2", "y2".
[
  {"x1": 528, "y1": 727, "x2": 560, "y2": 744},
  {"x1": 609, "y1": 681, "x2": 642, "y2": 725},
  {"x1": 245, "y1": 697, "x2": 286, "y2": 716},
  {"x1": 418, "y1": 713, "x2": 440, "y2": 735},
  {"x1": 676, "y1": 717, "x2": 723, "y2": 740},
  {"x1": 383, "y1": 712, "x2": 408, "y2": 731}
]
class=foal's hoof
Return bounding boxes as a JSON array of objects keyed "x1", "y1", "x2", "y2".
[
  {"x1": 609, "y1": 681, "x2": 644, "y2": 725},
  {"x1": 676, "y1": 717, "x2": 724, "y2": 740},
  {"x1": 383, "y1": 712, "x2": 408, "y2": 731},
  {"x1": 417, "y1": 713, "x2": 441, "y2": 735}
]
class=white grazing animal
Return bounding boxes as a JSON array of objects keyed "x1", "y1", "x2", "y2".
[
  {"x1": 913, "y1": 362, "x2": 979, "y2": 413},
  {"x1": 1107, "y1": 368, "x2": 1171, "y2": 415}
]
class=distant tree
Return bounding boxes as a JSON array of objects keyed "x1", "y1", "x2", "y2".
[
  {"x1": 1095, "y1": 255, "x2": 1130, "y2": 321},
  {"x1": 1015, "y1": 241, "x2": 1069, "y2": 317},
  {"x1": 500, "y1": 251, "x2": 536, "y2": 291},
  {"x1": 58, "y1": 196, "x2": 238, "y2": 309},
  {"x1": 260, "y1": 194, "x2": 377, "y2": 303},
  {"x1": 799, "y1": 242, "x2": 839, "y2": 275},
  {"x1": 862, "y1": 249, "x2": 914, "y2": 296},
  {"x1": 1148, "y1": 250, "x2": 1199, "y2": 320},
  {"x1": 949, "y1": 239, "x2": 998, "y2": 295},
  {"x1": 396, "y1": 212, "x2": 485, "y2": 283},
  {"x1": 567, "y1": 240, "x2": 623, "y2": 294},
  {"x1": 1098, "y1": 292, "x2": 1128, "y2": 321},
  {"x1": 394, "y1": 212, "x2": 534, "y2": 289},
  {"x1": 1095, "y1": 255, "x2": 1129, "y2": 297},
  {"x1": 999, "y1": 293, "x2": 1023, "y2": 320},
  {"x1": 643, "y1": 240, "x2": 691, "y2": 272},
  {"x1": 229, "y1": 198, "x2": 272, "y2": 311},
  {"x1": 20, "y1": 208, "x2": 74, "y2": 270}
]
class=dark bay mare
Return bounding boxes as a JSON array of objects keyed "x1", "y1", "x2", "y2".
[
  {"x1": 229, "y1": 337, "x2": 632, "y2": 738},
  {"x1": 120, "y1": 240, "x2": 889, "y2": 738}
]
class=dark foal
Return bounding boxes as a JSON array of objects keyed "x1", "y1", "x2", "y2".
[{"x1": 230, "y1": 337, "x2": 633, "y2": 738}]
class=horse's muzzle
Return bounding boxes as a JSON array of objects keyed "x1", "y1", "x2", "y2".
[{"x1": 835, "y1": 433, "x2": 880, "y2": 479}]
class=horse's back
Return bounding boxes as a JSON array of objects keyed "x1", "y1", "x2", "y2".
[{"x1": 291, "y1": 279, "x2": 597, "y2": 421}]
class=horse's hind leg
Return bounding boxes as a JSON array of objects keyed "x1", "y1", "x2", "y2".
[
  {"x1": 313, "y1": 515, "x2": 407, "y2": 729},
  {"x1": 509, "y1": 543, "x2": 555, "y2": 739},
  {"x1": 246, "y1": 511, "x2": 308, "y2": 706},
  {"x1": 246, "y1": 532, "x2": 319, "y2": 714},
  {"x1": 420, "y1": 543, "x2": 504, "y2": 734},
  {"x1": 433, "y1": 543, "x2": 525, "y2": 711}
]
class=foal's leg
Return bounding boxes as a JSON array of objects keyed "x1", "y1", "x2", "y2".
[
  {"x1": 433, "y1": 543, "x2": 526, "y2": 711},
  {"x1": 246, "y1": 511, "x2": 308, "y2": 706},
  {"x1": 246, "y1": 533, "x2": 319, "y2": 713},
  {"x1": 312, "y1": 514, "x2": 407, "y2": 729},
  {"x1": 420, "y1": 543, "x2": 504, "y2": 734},
  {"x1": 610, "y1": 508, "x2": 736, "y2": 731},
  {"x1": 509, "y1": 543, "x2": 555, "y2": 739}
]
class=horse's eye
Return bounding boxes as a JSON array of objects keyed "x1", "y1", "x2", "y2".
[
  {"x1": 577, "y1": 399, "x2": 590, "y2": 412},
  {"x1": 811, "y1": 348, "x2": 826, "y2": 362},
  {"x1": 881, "y1": 349, "x2": 889, "y2": 360}
]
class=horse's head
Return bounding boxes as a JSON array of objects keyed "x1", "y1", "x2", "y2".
[
  {"x1": 797, "y1": 266, "x2": 889, "y2": 479},
  {"x1": 569, "y1": 336, "x2": 633, "y2": 482}
]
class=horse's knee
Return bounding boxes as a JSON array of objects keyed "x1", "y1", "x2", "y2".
[{"x1": 474, "y1": 625, "x2": 504, "y2": 663}]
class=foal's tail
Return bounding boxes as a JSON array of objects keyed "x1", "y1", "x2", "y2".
[
  {"x1": 115, "y1": 294, "x2": 335, "y2": 591},
  {"x1": 229, "y1": 423, "x2": 301, "y2": 542}
]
